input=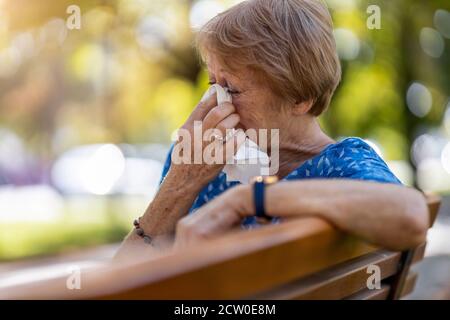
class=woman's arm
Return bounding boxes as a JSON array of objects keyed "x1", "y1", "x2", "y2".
[
  {"x1": 175, "y1": 180, "x2": 429, "y2": 251},
  {"x1": 114, "y1": 92, "x2": 245, "y2": 261},
  {"x1": 264, "y1": 180, "x2": 429, "y2": 250},
  {"x1": 114, "y1": 170, "x2": 204, "y2": 261}
]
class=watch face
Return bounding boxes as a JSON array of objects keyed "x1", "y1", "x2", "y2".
[
  {"x1": 250, "y1": 175, "x2": 279, "y2": 184},
  {"x1": 250, "y1": 176, "x2": 264, "y2": 184},
  {"x1": 264, "y1": 176, "x2": 279, "y2": 184}
]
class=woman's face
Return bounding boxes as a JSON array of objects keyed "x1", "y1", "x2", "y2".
[{"x1": 206, "y1": 54, "x2": 285, "y2": 132}]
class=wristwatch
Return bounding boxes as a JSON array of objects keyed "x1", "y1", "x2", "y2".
[{"x1": 250, "y1": 175, "x2": 279, "y2": 221}]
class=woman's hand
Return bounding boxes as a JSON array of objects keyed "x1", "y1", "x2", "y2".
[
  {"x1": 167, "y1": 93, "x2": 246, "y2": 193},
  {"x1": 174, "y1": 185, "x2": 253, "y2": 249},
  {"x1": 115, "y1": 92, "x2": 248, "y2": 261}
]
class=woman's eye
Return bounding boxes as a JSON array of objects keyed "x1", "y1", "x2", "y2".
[
  {"x1": 227, "y1": 87, "x2": 241, "y2": 95},
  {"x1": 225, "y1": 82, "x2": 240, "y2": 95},
  {"x1": 207, "y1": 80, "x2": 240, "y2": 95}
]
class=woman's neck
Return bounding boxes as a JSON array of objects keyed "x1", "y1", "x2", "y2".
[{"x1": 273, "y1": 118, "x2": 334, "y2": 179}]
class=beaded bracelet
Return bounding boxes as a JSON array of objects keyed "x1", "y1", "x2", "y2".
[{"x1": 133, "y1": 218, "x2": 153, "y2": 245}]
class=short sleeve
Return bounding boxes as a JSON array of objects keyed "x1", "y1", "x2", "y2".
[{"x1": 327, "y1": 138, "x2": 402, "y2": 185}]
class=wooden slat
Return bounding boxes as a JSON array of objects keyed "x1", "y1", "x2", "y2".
[
  {"x1": 249, "y1": 250, "x2": 401, "y2": 300},
  {"x1": 387, "y1": 195, "x2": 440, "y2": 299},
  {"x1": 400, "y1": 272, "x2": 418, "y2": 298},
  {"x1": 0, "y1": 217, "x2": 377, "y2": 300},
  {"x1": 411, "y1": 243, "x2": 426, "y2": 265},
  {"x1": 99, "y1": 220, "x2": 377, "y2": 299},
  {"x1": 345, "y1": 284, "x2": 391, "y2": 300},
  {"x1": 425, "y1": 193, "x2": 441, "y2": 227}
]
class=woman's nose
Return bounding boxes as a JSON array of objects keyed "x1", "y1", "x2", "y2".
[
  {"x1": 212, "y1": 72, "x2": 228, "y2": 89},
  {"x1": 216, "y1": 79, "x2": 228, "y2": 89}
]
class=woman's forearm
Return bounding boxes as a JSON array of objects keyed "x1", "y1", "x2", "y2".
[
  {"x1": 114, "y1": 170, "x2": 203, "y2": 260},
  {"x1": 263, "y1": 180, "x2": 429, "y2": 251}
]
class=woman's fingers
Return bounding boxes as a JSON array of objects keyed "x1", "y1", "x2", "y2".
[
  {"x1": 204, "y1": 113, "x2": 240, "y2": 141},
  {"x1": 203, "y1": 102, "x2": 236, "y2": 130},
  {"x1": 223, "y1": 129, "x2": 246, "y2": 162},
  {"x1": 174, "y1": 196, "x2": 242, "y2": 249},
  {"x1": 216, "y1": 113, "x2": 240, "y2": 134},
  {"x1": 188, "y1": 92, "x2": 218, "y2": 122},
  {"x1": 202, "y1": 128, "x2": 245, "y2": 165}
]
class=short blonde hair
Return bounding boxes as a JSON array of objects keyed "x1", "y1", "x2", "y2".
[{"x1": 196, "y1": 0, "x2": 341, "y2": 116}]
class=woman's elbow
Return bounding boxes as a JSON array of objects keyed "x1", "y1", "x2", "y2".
[{"x1": 397, "y1": 189, "x2": 429, "y2": 250}]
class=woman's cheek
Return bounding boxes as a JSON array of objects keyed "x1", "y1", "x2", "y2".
[
  {"x1": 232, "y1": 97, "x2": 263, "y2": 129},
  {"x1": 231, "y1": 101, "x2": 248, "y2": 124},
  {"x1": 237, "y1": 113, "x2": 258, "y2": 131},
  {"x1": 231, "y1": 100, "x2": 245, "y2": 118}
]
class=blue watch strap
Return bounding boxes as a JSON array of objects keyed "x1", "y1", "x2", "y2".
[{"x1": 254, "y1": 179, "x2": 272, "y2": 220}]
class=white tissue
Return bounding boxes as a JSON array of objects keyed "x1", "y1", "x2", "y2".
[{"x1": 200, "y1": 84, "x2": 270, "y2": 184}]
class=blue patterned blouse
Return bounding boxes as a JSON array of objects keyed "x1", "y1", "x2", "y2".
[{"x1": 160, "y1": 137, "x2": 402, "y2": 228}]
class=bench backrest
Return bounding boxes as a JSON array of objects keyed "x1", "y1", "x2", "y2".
[{"x1": 1, "y1": 194, "x2": 441, "y2": 300}]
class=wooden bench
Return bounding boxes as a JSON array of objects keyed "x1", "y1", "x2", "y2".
[{"x1": 0, "y1": 194, "x2": 441, "y2": 300}]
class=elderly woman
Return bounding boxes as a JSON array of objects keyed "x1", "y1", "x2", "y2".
[{"x1": 116, "y1": 0, "x2": 428, "y2": 258}]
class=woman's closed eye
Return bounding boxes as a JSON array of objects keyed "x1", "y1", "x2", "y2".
[
  {"x1": 225, "y1": 81, "x2": 241, "y2": 95},
  {"x1": 226, "y1": 87, "x2": 241, "y2": 95},
  {"x1": 207, "y1": 81, "x2": 241, "y2": 96}
]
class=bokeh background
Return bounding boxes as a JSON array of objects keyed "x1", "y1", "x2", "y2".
[{"x1": 0, "y1": 0, "x2": 449, "y2": 287}]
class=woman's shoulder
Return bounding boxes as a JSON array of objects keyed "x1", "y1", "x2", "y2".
[
  {"x1": 323, "y1": 137, "x2": 401, "y2": 184},
  {"x1": 292, "y1": 136, "x2": 402, "y2": 185},
  {"x1": 301, "y1": 137, "x2": 378, "y2": 169},
  {"x1": 327, "y1": 136, "x2": 372, "y2": 151},
  {"x1": 321, "y1": 137, "x2": 380, "y2": 160}
]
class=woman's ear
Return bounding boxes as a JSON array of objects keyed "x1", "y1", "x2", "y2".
[{"x1": 292, "y1": 99, "x2": 314, "y2": 115}]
